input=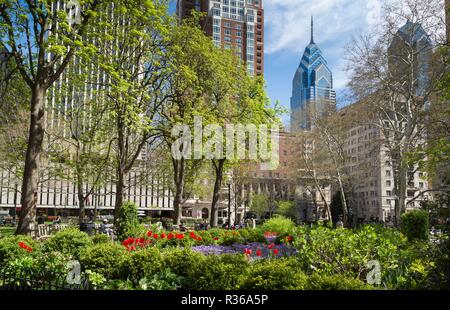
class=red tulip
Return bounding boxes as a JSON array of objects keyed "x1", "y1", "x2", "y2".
[
  {"x1": 130, "y1": 246, "x2": 136, "y2": 251},
  {"x1": 167, "y1": 233, "x2": 174, "y2": 240},
  {"x1": 256, "y1": 249, "x2": 262, "y2": 257},
  {"x1": 147, "y1": 231, "x2": 152, "y2": 237},
  {"x1": 268, "y1": 243, "x2": 275, "y2": 249},
  {"x1": 197, "y1": 237, "x2": 202, "y2": 241},
  {"x1": 273, "y1": 249, "x2": 279, "y2": 255},
  {"x1": 27, "y1": 247, "x2": 33, "y2": 252},
  {"x1": 161, "y1": 233, "x2": 166, "y2": 239},
  {"x1": 213, "y1": 237, "x2": 219, "y2": 241},
  {"x1": 189, "y1": 232, "x2": 196, "y2": 239},
  {"x1": 244, "y1": 248, "x2": 252, "y2": 255},
  {"x1": 153, "y1": 234, "x2": 159, "y2": 239}
]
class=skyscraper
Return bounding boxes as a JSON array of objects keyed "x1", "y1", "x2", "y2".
[
  {"x1": 388, "y1": 21, "x2": 432, "y2": 96},
  {"x1": 177, "y1": 0, "x2": 264, "y2": 76},
  {"x1": 290, "y1": 17, "x2": 336, "y2": 132}
]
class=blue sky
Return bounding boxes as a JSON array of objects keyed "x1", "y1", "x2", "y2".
[{"x1": 168, "y1": 0, "x2": 383, "y2": 126}]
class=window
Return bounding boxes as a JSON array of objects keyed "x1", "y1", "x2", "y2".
[
  {"x1": 236, "y1": 38, "x2": 242, "y2": 44},
  {"x1": 225, "y1": 28, "x2": 231, "y2": 35},
  {"x1": 419, "y1": 182, "x2": 424, "y2": 189},
  {"x1": 386, "y1": 170, "x2": 391, "y2": 177},
  {"x1": 236, "y1": 24, "x2": 242, "y2": 30},
  {"x1": 224, "y1": 21, "x2": 231, "y2": 28},
  {"x1": 386, "y1": 190, "x2": 392, "y2": 196},
  {"x1": 224, "y1": 36, "x2": 232, "y2": 43},
  {"x1": 236, "y1": 31, "x2": 242, "y2": 37},
  {"x1": 386, "y1": 180, "x2": 391, "y2": 187}
]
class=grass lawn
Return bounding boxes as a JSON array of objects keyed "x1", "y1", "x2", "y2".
[{"x1": 0, "y1": 226, "x2": 16, "y2": 238}]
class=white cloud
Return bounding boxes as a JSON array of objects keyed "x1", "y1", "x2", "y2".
[{"x1": 264, "y1": 0, "x2": 374, "y2": 54}]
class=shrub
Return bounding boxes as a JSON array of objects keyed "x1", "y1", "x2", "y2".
[
  {"x1": 0, "y1": 235, "x2": 38, "y2": 264},
  {"x1": 262, "y1": 216, "x2": 296, "y2": 236},
  {"x1": 162, "y1": 248, "x2": 206, "y2": 277},
  {"x1": 116, "y1": 201, "x2": 140, "y2": 241},
  {"x1": 401, "y1": 210, "x2": 429, "y2": 241},
  {"x1": 240, "y1": 258, "x2": 308, "y2": 290},
  {"x1": 306, "y1": 273, "x2": 373, "y2": 290},
  {"x1": 294, "y1": 225, "x2": 405, "y2": 281},
  {"x1": 126, "y1": 247, "x2": 164, "y2": 285},
  {"x1": 218, "y1": 233, "x2": 245, "y2": 246},
  {"x1": 43, "y1": 228, "x2": 93, "y2": 258},
  {"x1": 79, "y1": 243, "x2": 130, "y2": 279},
  {"x1": 137, "y1": 269, "x2": 182, "y2": 290},
  {"x1": 91, "y1": 234, "x2": 111, "y2": 244},
  {"x1": 185, "y1": 254, "x2": 249, "y2": 290},
  {"x1": 238, "y1": 228, "x2": 267, "y2": 243}
]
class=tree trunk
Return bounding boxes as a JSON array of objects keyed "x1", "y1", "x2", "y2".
[
  {"x1": 336, "y1": 174, "x2": 349, "y2": 225},
  {"x1": 16, "y1": 86, "x2": 46, "y2": 236},
  {"x1": 394, "y1": 163, "x2": 408, "y2": 226},
  {"x1": 77, "y1": 176, "x2": 86, "y2": 224},
  {"x1": 210, "y1": 159, "x2": 225, "y2": 228},
  {"x1": 114, "y1": 165, "x2": 127, "y2": 221},
  {"x1": 172, "y1": 158, "x2": 185, "y2": 226}
]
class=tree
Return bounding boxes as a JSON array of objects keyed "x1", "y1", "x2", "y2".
[
  {"x1": 47, "y1": 74, "x2": 115, "y2": 223},
  {"x1": 249, "y1": 194, "x2": 269, "y2": 219},
  {"x1": 86, "y1": 0, "x2": 170, "y2": 221},
  {"x1": 158, "y1": 16, "x2": 222, "y2": 225},
  {"x1": 1, "y1": 0, "x2": 107, "y2": 235},
  {"x1": 275, "y1": 200, "x2": 297, "y2": 219},
  {"x1": 346, "y1": 0, "x2": 447, "y2": 225}
]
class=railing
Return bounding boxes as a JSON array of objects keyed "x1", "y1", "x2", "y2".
[{"x1": 0, "y1": 268, "x2": 90, "y2": 290}]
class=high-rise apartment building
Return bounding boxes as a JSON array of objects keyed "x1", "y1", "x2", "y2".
[
  {"x1": 339, "y1": 103, "x2": 430, "y2": 224},
  {"x1": 290, "y1": 17, "x2": 336, "y2": 132},
  {"x1": 177, "y1": 0, "x2": 264, "y2": 76}
]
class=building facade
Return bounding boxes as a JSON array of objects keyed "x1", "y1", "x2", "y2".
[
  {"x1": 290, "y1": 17, "x2": 336, "y2": 132},
  {"x1": 177, "y1": 0, "x2": 264, "y2": 76},
  {"x1": 340, "y1": 104, "x2": 431, "y2": 224}
]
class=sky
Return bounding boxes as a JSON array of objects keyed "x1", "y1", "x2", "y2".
[{"x1": 168, "y1": 0, "x2": 385, "y2": 127}]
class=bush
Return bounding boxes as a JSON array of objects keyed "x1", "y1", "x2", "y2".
[
  {"x1": 0, "y1": 235, "x2": 38, "y2": 264},
  {"x1": 401, "y1": 210, "x2": 429, "y2": 241},
  {"x1": 185, "y1": 254, "x2": 249, "y2": 290},
  {"x1": 294, "y1": 225, "x2": 405, "y2": 281},
  {"x1": 116, "y1": 202, "x2": 140, "y2": 241},
  {"x1": 137, "y1": 269, "x2": 182, "y2": 290},
  {"x1": 43, "y1": 228, "x2": 93, "y2": 258},
  {"x1": 126, "y1": 247, "x2": 164, "y2": 285},
  {"x1": 262, "y1": 216, "x2": 296, "y2": 236},
  {"x1": 240, "y1": 258, "x2": 308, "y2": 290},
  {"x1": 162, "y1": 248, "x2": 206, "y2": 277},
  {"x1": 306, "y1": 274, "x2": 373, "y2": 290},
  {"x1": 238, "y1": 228, "x2": 267, "y2": 243},
  {"x1": 91, "y1": 234, "x2": 111, "y2": 244},
  {"x1": 79, "y1": 243, "x2": 130, "y2": 279}
]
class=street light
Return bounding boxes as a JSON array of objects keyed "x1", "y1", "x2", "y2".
[{"x1": 227, "y1": 179, "x2": 231, "y2": 229}]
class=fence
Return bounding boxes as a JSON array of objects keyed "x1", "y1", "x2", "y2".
[{"x1": 0, "y1": 268, "x2": 90, "y2": 290}]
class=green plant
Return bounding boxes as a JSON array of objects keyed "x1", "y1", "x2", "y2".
[
  {"x1": 294, "y1": 225, "x2": 405, "y2": 281},
  {"x1": 240, "y1": 258, "x2": 308, "y2": 290},
  {"x1": 103, "y1": 279, "x2": 135, "y2": 290},
  {"x1": 115, "y1": 201, "x2": 140, "y2": 241},
  {"x1": 306, "y1": 273, "x2": 373, "y2": 290},
  {"x1": 79, "y1": 243, "x2": 130, "y2": 279},
  {"x1": 0, "y1": 235, "x2": 38, "y2": 264},
  {"x1": 262, "y1": 215, "x2": 296, "y2": 236},
  {"x1": 91, "y1": 234, "x2": 111, "y2": 244},
  {"x1": 43, "y1": 228, "x2": 93, "y2": 258},
  {"x1": 137, "y1": 269, "x2": 182, "y2": 290},
  {"x1": 126, "y1": 247, "x2": 164, "y2": 285},
  {"x1": 85, "y1": 270, "x2": 107, "y2": 289},
  {"x1": 162, "y1": 247, "x2": 206, "y2": 277},
  {"x1": 238, "y1": 228, "x2": 267, "y2": 243},
  {"x1": 401, "y1": 210, "x2": 429, "y2": 241},
  {"x1": 185, "y1": 254, "x2": 249, "y2": 290}
]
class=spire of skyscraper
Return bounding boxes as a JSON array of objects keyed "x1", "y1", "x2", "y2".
[{"x1": 310, "y1": 16, "x2": 314, "y2": 44}]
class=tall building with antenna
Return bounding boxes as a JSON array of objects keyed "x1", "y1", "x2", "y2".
[{"x1": 290, "y1": 17, "x2": 336, "y2": 132}]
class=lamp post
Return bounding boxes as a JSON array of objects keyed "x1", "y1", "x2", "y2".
[{"x1": 227, "y1": 180, "x2": 231, "y2": 229}]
